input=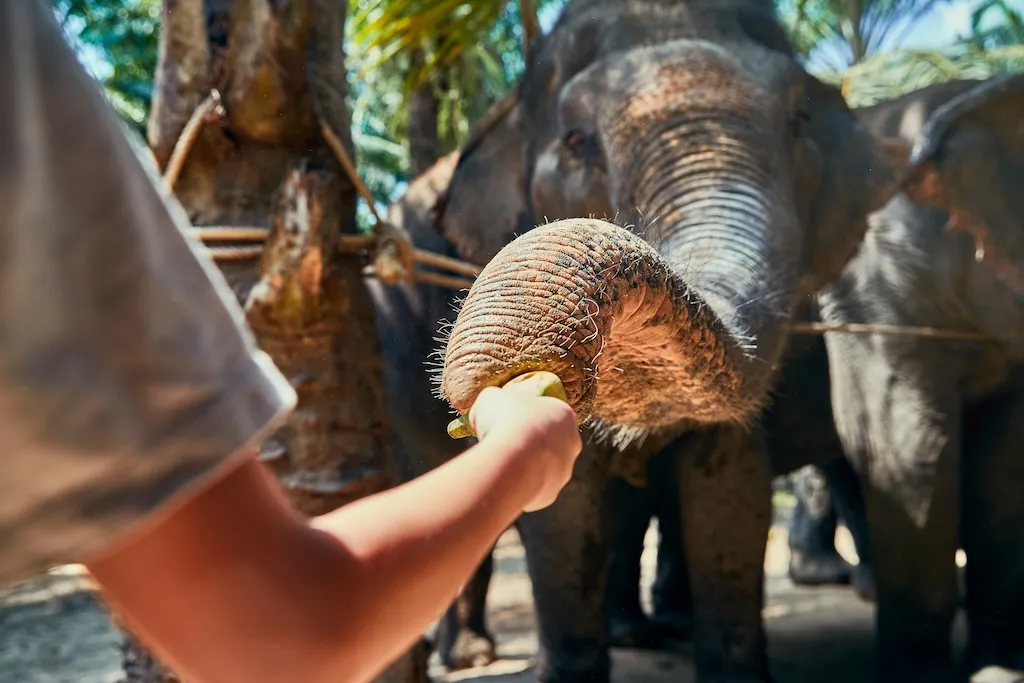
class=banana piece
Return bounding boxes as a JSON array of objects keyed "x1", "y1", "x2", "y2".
[{"x1": 446, "y1": 371, "x2": 569, "y2": 439}]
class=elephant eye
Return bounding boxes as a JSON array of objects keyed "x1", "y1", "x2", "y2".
[
  {"x1": 563, "y1": 129, "x2": 588, "y2": 155},
  {"x1": 792, "y1": 110, "x2": 811, "y2": 136}
]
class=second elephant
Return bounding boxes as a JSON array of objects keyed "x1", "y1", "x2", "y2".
[{"x1": 819, "y1": 74, "x2": 1024, "y2": 680}]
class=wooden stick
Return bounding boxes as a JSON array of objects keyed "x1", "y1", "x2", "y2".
[
  {"x1": 790, "y1": 321, "x2": 996, "y2": 342},
  {"x1": 362, "y1": 267, "x2": 475, "y2": 291},
  {"x1": 407, "y1": 270, "x2": 475, "y2": 290},
  {"x1": 189, "y1": 226, "x2": 270, "y2": 241},
  {"x1": 163, "y1": 91, "x2": 222, "y2": 191},
  {"x1": 205, "y1": 245, "x2": 265, "y2": 261},
  {"x1": 320, "y1": 122, "x2": 384, "y2": 225},
  {"x1": 410, "y1": 249, "x2": 482, "y2": 278}
]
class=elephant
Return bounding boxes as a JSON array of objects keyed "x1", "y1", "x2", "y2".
[
  {"x1": 375, "y1": 151, "x2": 876, "y2": 668},
  {"x1": 368, "y1": 151, "x2": 501, "y2": 670},
  {"x1": 606, "y1": 77, "x2": 1024, "y2": 679},
  {"x1": 430, "y1": 0, "x2": 909, "y2": 680},
  {"x1": 371, "y1": 148, "x2": 671, "y2": 673},
  {"x1": 605, "y1": 305, "x2": 875, "y2": 652},
  {"x1": 763, "y1": 320, "x2": 873, "y2": 597},
  {"x1": 783, "y1": 462, "x2": 872, "y2": 595},
  {"x1": 816, "y1": 73, "x2": 1024, "y2": 680}
]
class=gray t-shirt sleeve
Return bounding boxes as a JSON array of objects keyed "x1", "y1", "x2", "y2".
[{"x1": 0, "y1": 0, "x2": 297, "y2": 586}]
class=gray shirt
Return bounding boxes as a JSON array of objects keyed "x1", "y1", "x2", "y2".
[{"x1": 0, "y1": 0, "x2": 296, "y2": 585}]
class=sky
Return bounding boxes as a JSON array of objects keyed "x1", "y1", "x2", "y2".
[{"x1": 908, "y1": 0, "x2": 1024, "y2": 48}]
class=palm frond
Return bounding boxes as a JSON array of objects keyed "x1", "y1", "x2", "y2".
[{"x1": 824, "y1": 42, "x2": 1024, "y2": 107}]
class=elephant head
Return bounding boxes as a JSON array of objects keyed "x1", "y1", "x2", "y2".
[
  {"x1": 895, "y1": 73, "x2": 1024, "y2": 294},
  {"x1": 434, "y1": 0, "x2": 901, "y2": 444}
]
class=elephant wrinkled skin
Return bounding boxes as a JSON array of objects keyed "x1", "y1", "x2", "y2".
[
  {"x1": 373, "y1": 155, "x2": 874, "y2": 674},
  {"x1": 433, "y1": 0, "x2": 904, "y2": 681},
  {"x1": 370, "y1": 152, "x2": 668, "y2": 673},
  {"x1": 819, "y1": 74, "x2": 1024, "y2": 681}
]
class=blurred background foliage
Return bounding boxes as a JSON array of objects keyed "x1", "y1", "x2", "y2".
[
  {"x1": 52, "y1": 0, "x2": 160, "y2": 131},
  {"x1": 53, "y1": 0, "x2": 1024, "y2": 226}
]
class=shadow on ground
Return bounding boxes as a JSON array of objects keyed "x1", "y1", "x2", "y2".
[
  {"x1": 0, "y1": 523, "x2": 979, "y2": 683},
  {"x1": 427, "y1": 525, "x2": 883, "y2": 683}
]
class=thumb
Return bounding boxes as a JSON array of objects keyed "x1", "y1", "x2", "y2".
[{"x1": 467, "y1": 386, "x2": 506, "y2": 438}]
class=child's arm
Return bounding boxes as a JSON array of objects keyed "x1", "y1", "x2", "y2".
[{"x1": 87, "y1": 385, "x2": 581, "y2": 683}]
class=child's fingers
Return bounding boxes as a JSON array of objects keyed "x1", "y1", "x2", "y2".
[{"x1": 500, "y1": 371, "x2": 569, "y2": 402}]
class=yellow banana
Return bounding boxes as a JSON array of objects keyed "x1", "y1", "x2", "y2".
[{"x1": 446, "y1": 371, "x2": 570, "y2": 439}]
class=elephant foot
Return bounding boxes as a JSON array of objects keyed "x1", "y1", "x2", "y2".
[
  {"x1": 652, "y1": 609, "x2": 694, "y2": 647},
  {"x1": 535, "y1": 662, "x2": 611, "y2": 683},
  {"x1": 788, "y1": 549, "x2": 852, "y2": 587},
  {"x1": 877, "y1": 656, "x2": 962, "y2": 683},
  {"x1": 441, "y1": 629, "x2": 497, "y2": 671},
  {"x1": 534, "y1": 644, "x2": 611, "y2": 683},
  {"x1": 851, "y1": 563, "x2": 876, "y2": 602},
  {"x1": 608, "y1": 612, "x2": 662, "y2": 650},
  {"x1": 608, "y1": 610, "x2": 694, "y2": 653}
]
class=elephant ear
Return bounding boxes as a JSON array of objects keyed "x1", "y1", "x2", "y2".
[
  {"x1": 433, "y1": 92, "x2": 533, "y2": 267},
  {"x1": 800, "y1": 75, "x2": 903, "y2": 292},
  {"x1": 389, "y1": 151, "x2": 460, "y2": 255},
  {"x1": 901, "y1": 73, "x2": 1024, "y2": 288}
]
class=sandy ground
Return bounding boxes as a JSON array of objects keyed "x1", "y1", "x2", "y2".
[
  {"x1": 0, "y1": 517, "x2": 990, "y2": 683},
  {"x1": 429, "y1": 523, "x2": 885, "y2": 683}
]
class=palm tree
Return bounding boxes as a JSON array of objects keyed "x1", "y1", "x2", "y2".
[
  {"x1": 776, "y1": 0, "x2": 1024, "y2": 106},
  {"x1": 776, "y1": 0, "x2": 952, "y2": 71},
  {"x1": 346, "y1": 0, "x2": 545, "y2": 221},
  {"x1": 819, "y1": 40, "x2": 1024, "y2": 106},
  {"x1": 50, "y1": 0, "x2": 160, "y2": 131},
  {"x1": 967, "y1": 0, "x2": 1024, "y2": 48}
]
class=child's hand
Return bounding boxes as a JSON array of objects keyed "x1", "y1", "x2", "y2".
[{"x1": 468, "y1": 381, "x2": 582, "y2": 512}]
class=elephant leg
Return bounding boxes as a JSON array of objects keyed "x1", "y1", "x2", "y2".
[
  {"x1": 647, "y1": 444, "x2": 693, "y2": 642},
  {"x1": 961, "y1": 381, "x2": 1024, "y2": 674},
  {"x1": 819, "y1": 456, "x2": 875, "y2": 601},
  {"x1": 831, "y1": 351, "x2": 961, "y2": 683},
  {"x1": 437, "y1": 549, "x2": 497, "y2": 670},
  {"x1": 787, "y1": 465, "x2": 852, "y2": 587},
  {"x1": 862, "y1": 431, "x2": 961, "y2": 682},
  {"x1": 677, "y1": 426, "x2": 772, "y2": 682},
  {"x1": 605, "y1": 475, "x2": 660, "y2": 649},
  {"x1": 517, "y1": 441, "x2": 612, "y2": 683}
]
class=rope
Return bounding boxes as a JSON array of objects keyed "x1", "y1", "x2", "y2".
[
  {"x1": 187, "y1": 227, "x2": 477, "y2": 289},
  {"x1": 163, "y1": 90, "x2": 224, "y2": 191},
  {"x1": 319, "y1": 121, "x2": 418, "y2": 286},
  {"x1": 788, "y1": 321, "x2": 997, "y2": 343},
  {"x1": 160, "y1": 94, "x2": 476, "y2": 290},
  {"x1": 205, "y1": 245, "x2": 266, "y2": 261}
]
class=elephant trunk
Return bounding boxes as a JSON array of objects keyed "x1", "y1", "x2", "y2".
[
  {"x1": 441, "y1": 219, "x2": 756, "y2": 428},
  {"x1": 441, "y1": 88, "x2": 800, "y2": 440}
]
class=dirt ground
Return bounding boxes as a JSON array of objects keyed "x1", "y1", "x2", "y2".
[{"x1": 0, "y1": 517, "x2": 985, "y2": 683}]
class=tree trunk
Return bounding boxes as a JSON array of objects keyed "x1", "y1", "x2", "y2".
[
  {"x1": 407, "y1": 48, "x2": 441, "y2": 177},
  {"x1": 519, "y1": 0, "x2": 540, "y2": 62},
  {"x1": 116, "y1": 0, "x2": 428, "y2": 680}
]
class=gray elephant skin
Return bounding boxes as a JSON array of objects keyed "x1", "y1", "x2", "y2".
[
  {"x1": 374, "y1": 154, "x2": 875, "y2": 672},
  {"x1": 431, "y1": 2, "x2": 1024, "y2": 683},
  {"x1": 374, "y1": 2, "x2": 1023, "y2": 681},
  {"x1": 371, "y1": 145, "x2": 672, "y2": 673},
  {"x1": 367, "y1": 152, "x2": 501, "y2": 670},
  {"x1": 600, "y1": 75, "x2": 1024, "y2": 680},
  {"x1": 426, "y1": 0, "x2": 906, "y2": 680},
  {"x1": 606, "y1": 315, "x2": 875, "y2": 651},
  {"x1": 817, "y1": 74, "x2": 1024, "y2": 681}
]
